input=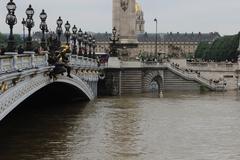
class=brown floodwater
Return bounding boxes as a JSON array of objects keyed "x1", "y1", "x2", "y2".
[{"x1": 0, "y1": 91, "x2": 240, "y2": 160}]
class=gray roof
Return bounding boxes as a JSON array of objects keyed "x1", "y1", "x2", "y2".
[
  {"x1": 32, "y1": 31, "x2": 221, "y2": 43},
  {"x1": 94, "y1": 32, "x2": 221, "y2": 43},
  {"x1": 94, "y1": 32, "x2": 111, "y2": 42}
]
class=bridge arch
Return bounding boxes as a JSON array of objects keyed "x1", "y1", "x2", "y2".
[
  {"x1": 0, "y1": 74, "x2": 95, "y2": 121},
  {"x1": 143, "y1": 70, "x2": 164, "y2": 92}
]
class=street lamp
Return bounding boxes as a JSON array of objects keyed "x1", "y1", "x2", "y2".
[
  {"x1": 83, "y1": 32, "x2": 88, "y2": 57},
  {"x1": 77, "y1": 28, "x2": 83, "y2": 56},
  {"x1": 21, "y1": 18, "x2": 26, "y2": 48},
  {"x1": 6, "y1": 0, "x2": 17, "y2": 52},
  {"x1": 112, "y1": 26, "x2": 117, "y2": 35},
  {"x1": 71, "y1": 25, "x2": 78, "y2": 55},
  {"x1": 6, "y1": 0, "x2": 16, "y2": 14},
  {"x1": 109, "y1": 27, "x2": 119, "y2": 57},
  {"x1": 39, "y1": 9, "x2": 48, "y2": 50},
  {"x1": 56, "y1": 16, "x2": 63, "y2": 46},
  {"x1": 64, "y1": 21, "x2": 71, "y2": 46},
  {"x1": 92, "y1": 37, "x2": 96, "y2": 59},
  {"x1": 25, "y1": 5, "x2": 35, "y2": 51},
  {"x1": 154, "y1": 18, "x2": 158, "y2": 57},
  {"x1": 88, "y1": 34, "x2": 93, "y2": 58}
]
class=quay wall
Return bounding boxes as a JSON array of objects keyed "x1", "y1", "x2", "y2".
[
  {"x1": 99, "y1": 68, "x2": 201, "y2": 96},
  {"x1": 170, "y1": 59, "x2": 240, "y2": 90}
]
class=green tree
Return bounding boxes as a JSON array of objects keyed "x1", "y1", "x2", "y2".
[
  {"x1": 0, "y1": 32, "x2": 24, "y2": 48},
  {"x1": 195, "y1": 42, "x2": 210, "y2": 59},
  {"x1": 13, "y1": 34, "x2": 23, "y2": 47},
  {"x1": 0, "y1": 32, "x2": 7, "y2": 47},
  {"x1": 195, "y1": 33, "x2": 240, "y2": 62}
]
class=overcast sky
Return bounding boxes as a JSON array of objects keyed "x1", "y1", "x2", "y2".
[{"x1": 0, "y1": 0, "x2": 240, "y2": 36}]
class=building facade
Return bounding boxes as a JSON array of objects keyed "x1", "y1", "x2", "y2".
[{"x1": 94, "y1": 32, "x2": 220, "y2": 58}]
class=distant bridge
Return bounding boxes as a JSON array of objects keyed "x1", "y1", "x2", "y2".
[{"x1": 0, "y1": 53, "x2": 99, "y2": 121}]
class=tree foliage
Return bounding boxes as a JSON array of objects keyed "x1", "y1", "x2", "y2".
[
  {"x1": 0, "y1": 32, "x2": 7, "y2": 47},
  {"x1": 0, "y1": 32, "x2": 24, "y2": 48},
  {"x1": 195, "y1": 33, "x2": 240, "y2": 62}
]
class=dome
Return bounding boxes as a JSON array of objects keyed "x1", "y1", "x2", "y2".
[{"x1": 135, "y1": 2, "x2": 142, "y2": 13}]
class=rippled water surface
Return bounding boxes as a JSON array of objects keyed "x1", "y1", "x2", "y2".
[{"x1": 0, "y1": 91, "x2": 240, "y2": 160}]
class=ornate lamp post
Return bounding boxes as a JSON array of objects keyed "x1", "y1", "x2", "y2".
[
  {"x1": 92, "y1": 37, "x2": 96, "y2": 59},
  {"x1": 154, "y1": 18, "x2": 158, "y2": 57},
  {"x1": 39, "y1": 9, "x2": 48, "y2": 50},
  {"x1": 109, "y1": 27, "x2": 119, "y2": 57},
  {"x1": 83, "y1": 32, "x2": 88, "y2": 57},
  {"x1": 77, "y1": 28, "x2": 83, "y2": 56},
  {"x1": 6, "y1": 0, "x2": 17, "y2": 52},
  {"x1": 71, "y1": 25, "x2": 78, "y2": 55},
  {"x1": 21, "y1": 18, "x2": 26, "y2": 48},
  {"x1": 88, "y1": 34, "x2": 93, "y2": 58},
  {"x1": 64, "y1": 21, "x2": 71, "y2": 46},
  {"x1": 25, "y1": 5, "x2": 34, "y2": 51},
  {"x1": 56, "y1": 16, "x2": 63, "y2": 46}
]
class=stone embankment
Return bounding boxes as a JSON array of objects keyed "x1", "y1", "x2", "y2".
[{"x1": 170, "y1": 59, "x2": 240, "y2": 90}]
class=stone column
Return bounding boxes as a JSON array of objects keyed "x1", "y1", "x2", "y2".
[
  {"x1": 112, "y1": 0, "x2": 139, "y2": 59},
  {"x1": 112, "y1": 0, "x2": 137, "y2": 43}
]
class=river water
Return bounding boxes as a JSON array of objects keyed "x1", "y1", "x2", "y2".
[{"x1": 0, "y1": 91, "x2": 240, "y2": 160}]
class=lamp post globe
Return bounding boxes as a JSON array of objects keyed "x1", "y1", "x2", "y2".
[
  {"x1": 109, "y1": 27, "x2": 120, "y2": 57},
  {"x1": 26, "y1": 5, "x2": 34, "y2": 18},
  {"x1": 21, "y1": 18, "x2": 26, "y2": 48},
  {"x1": 154, "y1": 18, "x2": 158, "y2": 58},
  {"x1": 112, "y1": 27, "x2": 117, "y2": 36},
  {"x1": 65, "y1": 21, "x2": 71, "y2": 30},
  {"x1": 92, "y1": 37, "x2": 96, "y2": 59},
  {"x1": 57, "y1": 16, "x2": 63, "y2": 26},
  {"x1": 6, "y1": 0, "x2": 16, "y2": 14},
  {"x1": 77, "y1": 28, "x2": 83, "y2": 56},
  {"x1": 56, "y1": 16, "x2": 63, "y2": 46},
  {"x1": 6, "y1": 0, "x2": 17, "y2": 52},
  {"x1": 71, "y1": 25, "x2": 78, "y2": 55},
  {"x1": 88, "y1": 34, "x2": 93, "y2": 58},
  {"x1": 25, "y1": 4, "x2": 35, "y2": 51},
  {"x1": 83, "y1": 32, "x2": 88, "y2": 57},
  {"x1": 64, "y1": 21, "x2": 71, "y2": 46},
  {"x1": 39, "y1": 9, "x2": 48, "y2": 51},
  {"x1": 39, "y1": 9, "x2": 47, "y2": 22},
  {"x1": 72, "y1": 25, "x2": 77, "y2": 33}
]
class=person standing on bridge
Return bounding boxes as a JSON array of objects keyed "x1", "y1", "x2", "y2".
[
  {"x1": 17, "y1": 45, "x2": 24, "y2": 54},
  {"x1": 0, "y1": 46, "x2": 6, "y2": 55}
]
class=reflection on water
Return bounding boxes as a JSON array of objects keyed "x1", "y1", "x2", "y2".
[{"x1": 0, "y1": 91, "x2": 240, "y2": 160}]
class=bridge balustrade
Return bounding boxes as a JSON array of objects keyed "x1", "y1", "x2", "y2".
[
  {"x1": 0, "y1": 54, "x2": 48, "y2": 75},
  {"x1": 187, "y1": 62, "x2": 238, "y2": 71},
  {"x1": 69, "y1": 55, "x2": 98, "y2": 69}
]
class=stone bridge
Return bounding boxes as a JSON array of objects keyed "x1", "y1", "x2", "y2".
[
  {"x1": 98, "y1": 58, "x2": 226, "y2": 95},
  {"x1": 0, "y1": 54, "x2": 99, "y2": 121}
]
